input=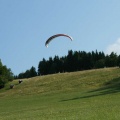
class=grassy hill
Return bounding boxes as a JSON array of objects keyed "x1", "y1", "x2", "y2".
[{"x1": 0, "y1": 67, "x2": 120, "y2": 120}]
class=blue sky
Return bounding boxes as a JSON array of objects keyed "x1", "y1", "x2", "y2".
[{"x1": 0, "y1": 0, "x2": 120, "y2": 75}]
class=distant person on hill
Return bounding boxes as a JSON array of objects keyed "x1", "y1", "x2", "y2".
[{"x1": 19, "y1": 80, "x2": 23, "y2": 84}]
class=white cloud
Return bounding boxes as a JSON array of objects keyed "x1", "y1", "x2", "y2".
[{"x1": 105, "y1": 38, "x2": 120, "y2": 55}]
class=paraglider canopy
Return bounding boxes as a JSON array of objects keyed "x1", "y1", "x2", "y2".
[{"x1": 45, "y1": 34, "x2": 73, "y2": 47}]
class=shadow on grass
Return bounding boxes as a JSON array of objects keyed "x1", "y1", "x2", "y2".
[{"x1": 61, "y1": 77, "x2": 120, "y2": 102}]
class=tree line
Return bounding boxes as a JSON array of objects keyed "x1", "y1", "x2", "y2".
[
  {"x1": 14, "y1": 66, "x2": 37, "y2": 79},
  {"x1": 16, "y1": 50, "x2": 120, "y2": 79},
  {"x1": 1, "y1": 50, "x2": 119, "y2": 89},
  {"x1": 38, "y1": 50, "x2": 120, "y2": 75},
  {"x1": 0, "y1": 59, "x2": 14, "y2": 88}
]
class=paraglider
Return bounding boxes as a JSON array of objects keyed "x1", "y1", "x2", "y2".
[{"x1": 45, "y1": 34, "x2": 73, "y2": 47}]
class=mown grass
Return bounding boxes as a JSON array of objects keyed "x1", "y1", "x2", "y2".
[{"x1": 0, "y1": 67, "x2": 120, "y2": 120}]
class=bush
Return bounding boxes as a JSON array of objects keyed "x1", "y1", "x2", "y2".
[
  {"x1": 0, "y1": 78, "x2": 5, "y2": 89},
  {"x1": 0, "y1": 59, "x2": 14, "y2": 89}
]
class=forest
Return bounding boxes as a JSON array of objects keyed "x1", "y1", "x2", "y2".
[
  {"x1": 16, "y1": 50, "x2": 120, "y2": 79},
  {"x1": 1, "y1": 50, "x2": 120, "y2": 88}
]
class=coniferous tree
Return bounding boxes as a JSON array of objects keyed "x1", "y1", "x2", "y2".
[
  {"x1": 24, "y1": 70, "x2": 30, "y2": 78},
  {"x1": 66, "y1": 50, "x2": 74, "y2": 72},
  {"x1": 105, "y1": 52, "x2": 118, "y2": 67},
  {"x1": 30, "y1": 66, "x2": 37, "y2": 77},
  {"x1": 117, "y1": 55, "x2": 120, "y2": 67},
  {"x1": 38, "y1": 58, "x2": 47, "y2": 75},
  {"x1": 18, "y1": 72, "x2": 24, "y2": 79}
]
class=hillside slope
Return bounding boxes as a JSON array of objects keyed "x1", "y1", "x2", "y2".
[
  {"x1": 1, "y1": 67, "x2": 120, "y2": 97},
  {"x1": 0, "y1": 67, "x2": 120, "y2": 120}
]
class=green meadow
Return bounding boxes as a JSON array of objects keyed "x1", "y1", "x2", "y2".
[{"x1": 0, "y1": 67, "x2": 120, "y2": 120}]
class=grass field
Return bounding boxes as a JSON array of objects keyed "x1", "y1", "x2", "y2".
[{"x1": 0, "y1": 67, "x2": 120, "y2": 120}]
